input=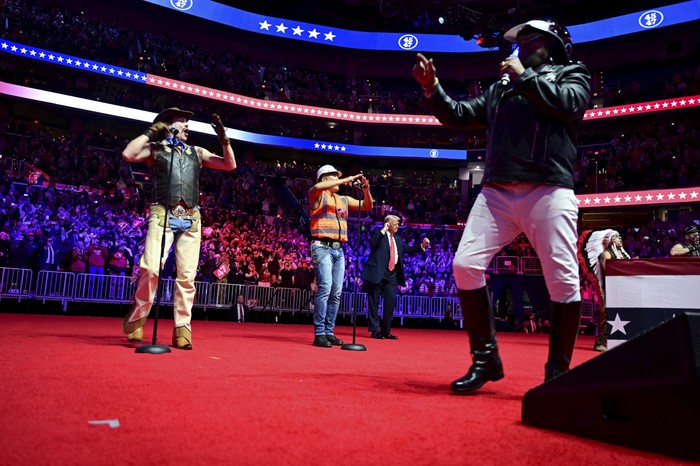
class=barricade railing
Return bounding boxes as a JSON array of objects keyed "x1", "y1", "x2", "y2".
[
  {"x1": 0, "y1": 267, "x2": 33, "y2": 300},
  {"x1": 0, "y1": 267, "x2": 479, "y2": 326},
  {"x1": 338, "y1": 291, "x2": 366, "y2": 316},
  {"x1": 74, "y1": 273, "x2": 138, "y2": 303},
  {"x1": 35, "y1": 270, "x2": 76, "y2": 311}
]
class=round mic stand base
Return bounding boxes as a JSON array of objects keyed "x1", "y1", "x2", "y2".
[
  {"x1": 135, "y1": 344, "x2": 171, "y2": 354},
  {"x1": 341, "y1": 342, "x2": 366, "y2": 351}
]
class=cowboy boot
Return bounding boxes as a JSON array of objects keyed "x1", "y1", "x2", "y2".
[
  {"x1": 173, "y1": 326, "x2": 193, "y2": 350},
  {"x1": 544, "y1": 301, "x2": 582, "y2": 382},
  {"x1": 123, "y1": 313, "x2": 146, "y2": 342},
  {"x1": 451, "y1": 287, "x2": 504, "y2": 393}
]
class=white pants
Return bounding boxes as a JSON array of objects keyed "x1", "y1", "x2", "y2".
[{"x1": 453, "y1": 183, "x2": 580, "y2": 303}]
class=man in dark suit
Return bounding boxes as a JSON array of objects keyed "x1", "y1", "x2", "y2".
[
  {"x1": 362, "y1": 215, "x2": 429, "y2": 339},
  {"x1": 33, "y1": 236, "x2": 59, "y2": 271},
  {"x1": 228, "y1": 294, "x2": 250, "y2": 322}
]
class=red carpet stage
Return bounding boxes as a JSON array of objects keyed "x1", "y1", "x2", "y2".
[{"x1": 0, "y1": 313, "x2": 689, "y2": 465}]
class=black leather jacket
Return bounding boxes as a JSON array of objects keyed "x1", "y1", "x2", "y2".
[{"x1": 426, "y1": 61, "x2": 591, "y2": 189}]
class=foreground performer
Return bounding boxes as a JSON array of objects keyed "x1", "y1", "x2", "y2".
[
  {"x1": 122, "y1": 108, "x2": 237, "y2": 349},
  {"x1": 413, "y1": 19, "x2": 591, "y2": 390}
]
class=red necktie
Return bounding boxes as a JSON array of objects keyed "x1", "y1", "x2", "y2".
[{"x1": 388, "y1": 234, "x2": 396, "y2": 271}]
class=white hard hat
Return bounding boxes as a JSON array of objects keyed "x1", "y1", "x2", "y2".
[{"x1": 316, "y1": 164, "x2": 342, "y2": 181}]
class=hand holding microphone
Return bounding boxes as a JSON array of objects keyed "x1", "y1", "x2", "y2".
[
  {"x1": 143, "y1": 122, "x2": 171, "y2": 142},
  {"x1": 499, "y1": 48, "x2": 521, "y2": 87},
  {"x1": 350, "y1": 173, "x2": 368, "y2": 189}
]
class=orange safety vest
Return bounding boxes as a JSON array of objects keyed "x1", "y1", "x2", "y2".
[{"x1": 309, "y1": 191, "x2": 349, "y2": 242}]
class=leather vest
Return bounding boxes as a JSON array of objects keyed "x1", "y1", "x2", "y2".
[
  {"x1": 309, "y1": 191, "x2": 348, "y2": 242},
  {"x1": 680, "y1": 241, "x2": 700, "y2": 257},
  {"x1": 153, "y1": 143, "x2": 201, "y2": 207}
]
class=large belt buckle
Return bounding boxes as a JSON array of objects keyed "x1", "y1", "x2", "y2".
[
  {"x1": 171, "y1": 204, "x2": 187, "y2": 217},
  {"x1": 331, "y1": 241, "x2": 341, "y2": 250}
]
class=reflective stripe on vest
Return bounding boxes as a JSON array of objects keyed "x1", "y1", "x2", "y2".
[{"x1": 309, "y1": 191, "x2": 348, "y2": 241}]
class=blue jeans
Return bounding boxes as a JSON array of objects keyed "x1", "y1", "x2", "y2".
[{"x1": 311, "y1": 243, "x2": 345, "y2": 336}]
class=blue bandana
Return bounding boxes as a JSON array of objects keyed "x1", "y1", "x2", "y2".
[{"x1": 165, "y1": 137, "x2": 186, "y2": 149}]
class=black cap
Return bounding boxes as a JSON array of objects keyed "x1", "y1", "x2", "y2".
[{"x1": 684, "y1": 225, "x2": 699, "y2": 235}]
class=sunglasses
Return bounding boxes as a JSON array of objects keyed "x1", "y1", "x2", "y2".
[{"x1": 516, "y1": 33, "x2": 545, "y2": 46}]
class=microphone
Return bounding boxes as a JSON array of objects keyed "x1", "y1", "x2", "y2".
[
  {"x1": 352, "y1": 180, "x2": 366, "y2": 189},
  {"x1": 169, "y1": 126, "x2": 180, "y2": 136},
  {"x1": 500, "y1": 47, "x2": 519, "y2": 87}
]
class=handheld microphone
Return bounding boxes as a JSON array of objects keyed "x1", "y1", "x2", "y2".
[
  {"x1": 500, "y1": 47, "x2": 519, "y2": 87},
  {"x1": 352, "y1": 180, "x2": 366, "y2": 189},
  {"x1": 169, "y1": 126, "x2": 180, "y2": 136}
]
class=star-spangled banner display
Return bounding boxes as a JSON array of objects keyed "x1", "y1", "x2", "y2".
[
  {"x1": 0, "y1": 81, "x2": 466, "y2": 159},
  {"x1": 2, "y1": 39, "x2": 700, "y2": 165},
  {"x1": 0, "y1": 39, "x2": 700, "y2": 131},
  {"x1": 605, "y1": 258, "x2": 700, "y2": 348},
  {"x1": 143, "y1": 0, "x2": 700, "y2": 53},
  {"x1": 2, "y1": 39, "x2": 699, "y2": 130},
  {"x1": 576, "y1": 187, "x2": 700, "y2": 209}
]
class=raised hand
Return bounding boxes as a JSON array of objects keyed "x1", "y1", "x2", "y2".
[{"x1": 211, "y1": 113, "x2": 230, "y2": 145}]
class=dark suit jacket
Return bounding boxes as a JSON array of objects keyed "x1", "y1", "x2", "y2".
[{"x1": 361, "y1": 228, "x2": 424, "y2": 286}]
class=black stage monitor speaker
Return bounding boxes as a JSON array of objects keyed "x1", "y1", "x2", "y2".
[{"x1": 522, "y1": 311, "x2": 700, "y2": 460}]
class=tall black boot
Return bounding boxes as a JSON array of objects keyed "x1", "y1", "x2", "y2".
[
  {"x1": 544, "y1": 301, "x2": 581, "y2": 382},
  {"x1": 451, "y1": 287, "x2": 504, "y2": 393}
]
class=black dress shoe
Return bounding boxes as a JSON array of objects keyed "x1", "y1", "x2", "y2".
[
  {"x1": 313, "y1": 335, "x2": 332, "y2": 347},
  {"x1": 370, "y1": 332, "x2": 384, "y2": 339},
  {"x1": 382, "y1": 333, "x2": 399, "y2": 340},
  {"x1": 325, "y1": 334, "x2": 344, "y2": 346}
]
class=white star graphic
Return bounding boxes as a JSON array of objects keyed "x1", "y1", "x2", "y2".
[
  {"x1": 276, "y1": 23, "x2": 288, "y2": 33},
  {"x1": 259, "y1": 20, "x2": 271, "y2": 30},
  {"x1": 292, "y1": 26, "x2": 304, "y2": 36},
  {"x1": 691, "y1": 191, "x2": 699, "y2": 199},
  {"x1": 679, "y1": 192, "x2": 687, "y2": 199},
  {"x1": 609, "y1": 313, "x2": 630, "y2": 335},
  {"x1": 308, "y1": 29, "x2": 320, "y2": 39},
  {"x1": 635, "y1": 195, "x2": 642, "y2": 201},
  {"x1": 624, "y1": 196, "x2": 631, "y2": 202},
  {"x1": 324, "y1": 31, "x2": 336, "y2": 41}
]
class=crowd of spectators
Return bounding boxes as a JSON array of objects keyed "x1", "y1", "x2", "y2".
[
  {"x1": 0, "y1": 0, "x2": 699, "y2": 319},
  {"x1": 2, "y1": 0, "x2": 699, "y2": 117}
]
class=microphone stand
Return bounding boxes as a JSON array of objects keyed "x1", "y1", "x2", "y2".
[
  {"x1": 136, "y1": 129, "x2": 179, "y2": 354},
  {"x1": 342, "y1": 183, "x2": 367, "y2": 352}
]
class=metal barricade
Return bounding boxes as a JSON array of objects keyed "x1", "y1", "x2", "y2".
[
  {"x1": 209, "y1": 282, "x2": 245, "y2": 309},
  {"x1": 520, "y1": 256, "x2": 543, "y2": 274},
  {"x1": 245, "y1": 284, "x2": 278, "y2": 312},
  {"x1": 74, "y1": 273, "x2": 111, "y2": 302},
  {"x1": 581, "y1": 299, "x2": 594, "y2": 326},
  {"x1": 399, "y1": 295, "x2": 432, "y2": 318},
  {"x1": 339, "y1": 291, "x2": 367, "y2": 316},
  {"x1": 495, "y1": 256, "x2": 519, "y2": 274},
  {"x1": 0, "y1": 267, "x2": 33, "y2": 301},
  {"x1": 273, "y1": 287, "x2": 308, "y2": 314},
  {"x1": 34, "y1": 270, "x2": 76, "y2": 311}
]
